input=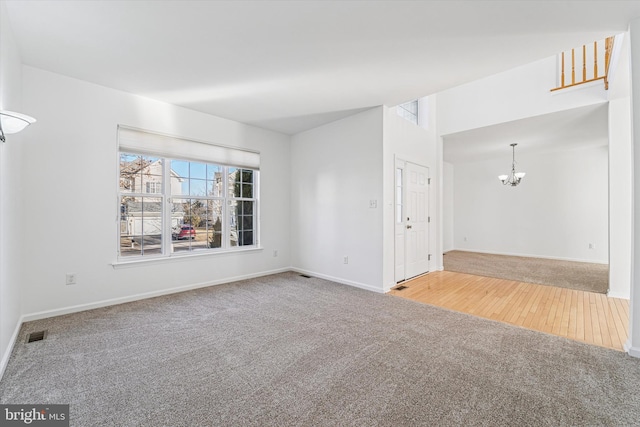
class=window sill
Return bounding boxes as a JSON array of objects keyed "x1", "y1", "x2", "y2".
[{"x1": 111, "y1": 246, "x2": 263, "y2": 269}]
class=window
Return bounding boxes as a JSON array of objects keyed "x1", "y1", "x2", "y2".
[
  {"x1": 117, "y1": 127, "x2": 259, "y2": 260},
  {"x1": 145, "y1": 182, "x2": 162, "y2": 194},
  {"x1": 397, "y1": 99, "x2": 418, "y2": 125},
  {"x1": 229, "y1": 168, "x2": 256, "y2": 247}
]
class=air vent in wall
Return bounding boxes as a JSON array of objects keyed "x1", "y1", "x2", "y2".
[{"x1": 26, "y1": 330, "x2": 47, "y2": 343}]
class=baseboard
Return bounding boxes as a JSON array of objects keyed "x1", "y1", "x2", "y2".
[
  {"x1": 290, "y1": 268, "x2": 384, "y2": 294},
  {"x1": 624, "y1": 340, "x2": 640, "y2": 358},
  {"x1": 607, "y1": 290, "x2": 630, "y2": 300},
  {"x1": 22, "y1": 267, "x2": 291, "y2": 323},
  {"x1": 448, "y1": 248, "x2": 608, "y2": 265},
  {"x1": 5, "y1": 268, "x2": 291, "y2": 379},
  {"x1": 0, "y1": 314, "x2": 25, "y2": 382},
  {"x1": 0, "y1": 265, "x2": 382, "y2": 381}
]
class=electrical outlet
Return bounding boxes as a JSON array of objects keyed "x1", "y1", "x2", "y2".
[
  {"x1": 369, "y1": 200, "x2": 377, "y2": 208},
  {"x1": 464, "y1": 237, "x2": 468, "y2": 242},
  {"x1": 66, "y1": 273, "x2": 77, "y2": 285},
  {"x1": 343, "y1": 256, "x2": 349, "y2": 264},
  {"x1": 589, "y1": 243, "x2": 595, "y2": 249},
  {"x1": 273, "y1": 250, "x2": 278, "y2": 257}
]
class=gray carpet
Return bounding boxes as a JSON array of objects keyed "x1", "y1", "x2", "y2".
[
  {"x1": 444, "y1": 250, "x2": 609, "y2": 294},
  {"x1": 1, "y1": 272, "x2": 639, "y2": 426}
]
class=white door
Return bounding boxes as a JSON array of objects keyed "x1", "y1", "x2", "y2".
[{"x1": 395, "y1": 160, "x2": 430, "y2": 282}]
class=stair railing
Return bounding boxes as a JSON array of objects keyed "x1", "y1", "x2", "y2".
[{"x1": 551, "y1": 36, "x2": 614, "y2": 91}]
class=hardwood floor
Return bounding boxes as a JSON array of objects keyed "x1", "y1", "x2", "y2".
[{"x1": 389, "y1": 270, "x2": 629, "y2": 351}]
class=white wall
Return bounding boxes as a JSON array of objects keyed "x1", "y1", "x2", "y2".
[
  {"x1": 290, "y1": 107, "x2": 384, "y2": 292},
  {"x1": 0, "y1": 1, "x2": 25, "y2": 376},
  {"x1": 20, "y1": 66, "x2": 291, "y2": 317},
  {"x1": 437, "y1": 55, "x2": 609, "y2": 136},
  {"x1": 452, "y1": 145, "x2": 609, "y2": 263},
  {"x1": 382, "y1": 103, "x2": 438, "y2": 289},
  {"x1": 442, "y1": 161, "x2": 454, "y2": 253},
  {"x1": 626, "y1": 17, "x2": 640, "y2": 357},
  {"x1": 609, "y1": 98, "x2": 633, "y2": 298},
  {"x1": 289, "y1": 104, "x2": 438, "y2": 293},
  {"x1": 608, "y1": 33, "x2": 633, "y2": 300}
]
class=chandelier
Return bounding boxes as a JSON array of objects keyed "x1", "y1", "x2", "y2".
[{"x1": 498, "y1": 143, "x2": 526, "y2": 186}]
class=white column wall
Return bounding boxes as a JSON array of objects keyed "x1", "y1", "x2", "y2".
[
  {"x1": 627, "y1": 18, "x2": 640, "y2": 357},
  {"x1": 607, "y1": 31, "x2": 633, "y2": 300},
  {"x1": 609, "y1": 98, "x2": 633, "y2": 299},
  {"x1": 443, "y1": 161, "x2": 454, "y2": 253}
]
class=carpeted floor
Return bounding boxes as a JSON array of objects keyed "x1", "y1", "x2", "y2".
[
  {"x1": 1, "y1": 272, "x2": 639, "y2": 426},
  {"x1": 444, "y1": 250, "x2": 609, "y2": 294}
]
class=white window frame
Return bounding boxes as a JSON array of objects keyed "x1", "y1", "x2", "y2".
[{"x1": 115, "y1": 127, "x2": 260, "y2": 262}]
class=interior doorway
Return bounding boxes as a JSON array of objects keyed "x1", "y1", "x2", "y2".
[{"x1": 395, "y1": 159, "x2": 430, "y2": 283}]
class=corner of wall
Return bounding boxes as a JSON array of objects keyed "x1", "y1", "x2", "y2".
[
  {"x1": 0, "y1": 0, "x2": 26, "y2": 381},
  {"x1": 0, "y1": 315, "x2": 23, "y2": 381},
  {"x1": 624, "y1": 340, "x2": 640, "y2": 358}
]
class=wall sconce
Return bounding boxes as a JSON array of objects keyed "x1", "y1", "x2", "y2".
[{"x1": 0, "y1": 110, "x2": 37, "y2": 143}]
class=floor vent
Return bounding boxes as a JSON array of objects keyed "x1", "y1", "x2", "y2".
[
  {"x1": 299, "y1": 274, "x2": 311, "y2": 278},
  {"x1": 26, "y1": 330, "x2": 47, "y2": 343},
  {"x1": 394, "y1": 285, "x2": 408, "y2": 291}
]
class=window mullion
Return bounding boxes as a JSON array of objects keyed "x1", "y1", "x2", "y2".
[
  {"x1": 223, "y1": 166, "x2": 229, "y2": 250},
  {"x1": 251, "y1": 171, "x2": 257, "y2": 247},
  {"x1": 163, "y1": 157, "x2": 170, "y2": 256}
]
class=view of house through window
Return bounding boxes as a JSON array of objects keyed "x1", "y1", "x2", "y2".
[{"x1": 119, "y1": 153, "x2": 258, "y2": 258}]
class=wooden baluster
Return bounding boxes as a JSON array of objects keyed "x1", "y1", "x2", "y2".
[
  {"x1": 551, "y1": 36, "x2": 614, "y2": 92},
  {"x1": 594, "y1": 41, "x2": 598, "y2": 78},
  {"x1": 561, "y1": 51, "x2": 565, "y2": 87},
  {"x1": 582, "y1": 45, "x2": 587, "y2": 82},
  {"x1": 605, "y1": 36, "x2": 613, "y2": 73},
  {"x1": 571, "y1": 48, "x2": 576, "y2": 85}
]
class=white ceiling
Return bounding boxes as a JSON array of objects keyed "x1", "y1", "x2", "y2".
[
  {"x1": 4, "y1": 1, "x2": 640, "y2": 135},
  {"x1": 443, "y1": 103, "x2": 610, "y2": 164}
]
